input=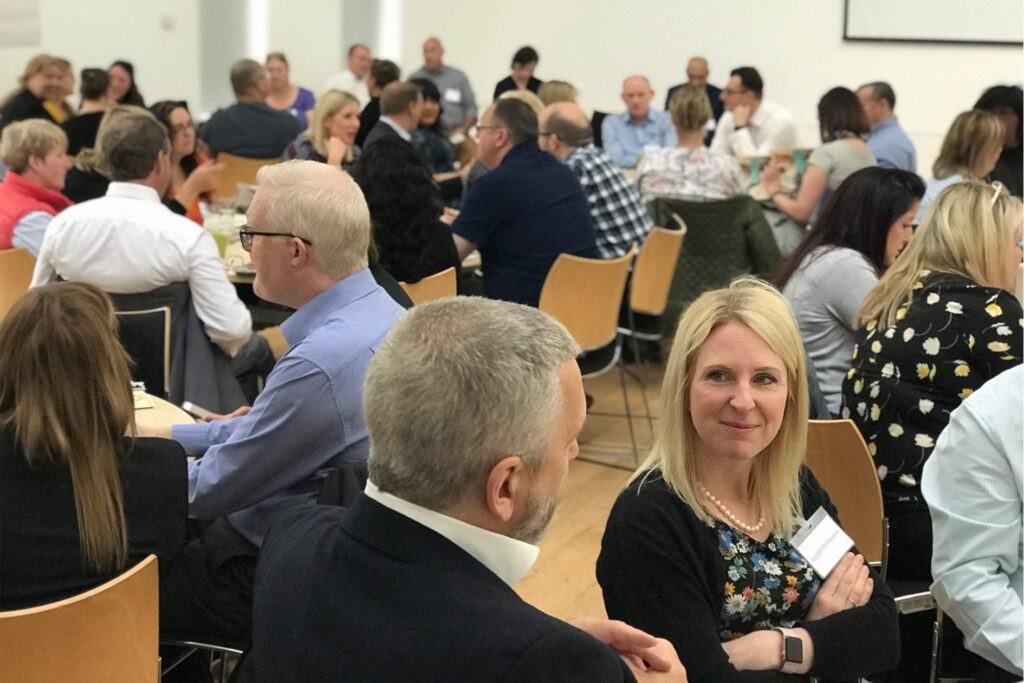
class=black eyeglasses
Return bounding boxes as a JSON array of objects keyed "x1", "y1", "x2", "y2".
[{"x1": 239, "y1": 226, "x2": 313, "y2": 252}]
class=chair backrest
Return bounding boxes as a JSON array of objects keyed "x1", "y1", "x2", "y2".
[
  {"x1": 214, "y1": 153, "x2": 279, "y2": 199},
  {"x1": 399, "y1": 267, "x2": 457, "y2": 305},
  {"x1": 116, "y1": 307, "x2": 171, "y2": 399},
  {"x1": 630, "y1": 225, "x2": 686, "y2": 315},
  {"x1": 0, "y1": 555, "x2": 158, "y2": 683},
  {"x1": 0, "y1": 248, "x2": 36, "y2": 320},
  {"x1": 805, "y1": 419, "x2": 885, "y2": 564},
  {"x1": 539, "y1": 245, "x2": 637, "y2": 351}
]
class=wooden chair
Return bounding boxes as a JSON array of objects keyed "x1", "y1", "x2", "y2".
[
  {"x1": 0, "y1": 555, "x2": 158, "y2": 683},
  {"x1": 116, "y1": 307, "x2": 172, "y2": 399},
  {"x1": 0, "y1": 248, "x2": 36, "y2": 320},
  {"x1": 539, "y1": 245, "x2": 638, "y2": 463},
  {"x1": 399, "y1": 267, "x2": 457, "y2": 305},
  {"x1": 214, "y1": 152, "x2": 278, "y2": 200}
]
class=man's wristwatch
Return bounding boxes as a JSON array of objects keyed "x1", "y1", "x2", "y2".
[{"x1": 772, "y1": 627, "x2": 804, "y2": 674}]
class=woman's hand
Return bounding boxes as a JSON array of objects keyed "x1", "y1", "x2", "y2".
[
  {"x1": 325, "y1": 136, "x2": 348, "y2": 166},
  {"x1": 805, "y1": 552, "x2": 873, "y2": 622},
  {"x1": 176, "y1": 160, "x2": 225, "y2": 207},
  {"x1": 760, "y1": 160, "x2": 783, "y2": 195}
]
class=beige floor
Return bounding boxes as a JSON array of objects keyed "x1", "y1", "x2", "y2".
[{"x1": 514, "y1": 361, "x2": 666, "y2": 620}]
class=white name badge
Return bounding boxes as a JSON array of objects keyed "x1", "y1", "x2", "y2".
[
  {"x1": 790, "y1": 507, "x2": 854, "y2": 578},
  {"x1": 444, "y1": 87, "x2": 462, "y2": 104}
]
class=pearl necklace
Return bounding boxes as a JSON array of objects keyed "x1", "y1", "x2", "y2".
[{"x1": 699, "y1": 485, "x2": 766, "y2": 534}]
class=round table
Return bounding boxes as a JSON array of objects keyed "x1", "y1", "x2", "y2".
[{"x1": 134, "y1": 392, "x2": 194, "y2": 431}]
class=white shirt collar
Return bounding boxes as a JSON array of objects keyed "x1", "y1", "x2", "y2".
[
  {"x1": 378, "y1": 115, "x2": 412, "y2": 142},
  {"x1": 364, "y1": 480, "x2": 539, "y2": 587},
  {"x1": 105, "y1": 181, "x2": 162, "y2": 203}
]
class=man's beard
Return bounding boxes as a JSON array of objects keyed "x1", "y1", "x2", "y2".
[{"x1": 510, "y1": 490, "x2": 558, "y2": 545}]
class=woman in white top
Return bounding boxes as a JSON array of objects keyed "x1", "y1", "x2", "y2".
[
  {"x1": 775, "y1": 166, "x2": 925, "y2": 414},
  {"x1": 637, "y1": 85, "x2": 743, "y2": 202},
  {"x1": 763, "y1": 87, "x2": 876, "y2": 226},
  {"x1": 914, "y1": 109, "x2": 1005, "y2": 224}
]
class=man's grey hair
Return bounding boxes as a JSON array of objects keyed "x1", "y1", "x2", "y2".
[
  {"x1": 366, "y1": 298, "x2": 581, "y2": 511},
  {"x1": 102, "y1": 112, "x2": 169, "y2": 181},
  {"x1": 544, "y1": 112, "x2": 592, "y2": 148},
  {"x1": 492, "y1": 98, "x2": 539, "y2": 146},
  {"x1": 230, "y1": 59, "x2": 264, "y2": 97},
  {"x1": 860, "y1": 81, "x2": 896, "y2": 109},
  {"x1": 254, "y1": 161, "x2": 370, "y2": 278}
]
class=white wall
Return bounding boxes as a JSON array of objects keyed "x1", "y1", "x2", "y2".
[
  {"x1": 0, "y1": 0, "x2": 201, "y2": 114},
  {"x1": 398, "y1": 0, "x2": 1023, "y2": 174}
]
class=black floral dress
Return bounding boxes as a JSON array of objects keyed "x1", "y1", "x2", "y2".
[
  {"x1": 713, "y1": 521, "x2": 821, "y2": 641},
  {"x1": 840, "y1": 271, "x2": 1022, "y2": 496}
]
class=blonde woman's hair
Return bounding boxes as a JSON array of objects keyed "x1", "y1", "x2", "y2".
[
  {"x1": 74, "y1": 104, "x2": 153, "y2": 174},
  {"x1": 499, "y1": 89, "x2": 544, "y2": 114},
  {"x1": 0, "y1": 282, "x2": 134, "y2": 573},
  {"x1": 0, "y1": 119, "x2": 67, "y2": 172},
  {"x1": 633, "y1": 278, "x2": 809, "y2": 537},
  {"x1": 308, "y1": 89, "x2": 359, "y2": 159},
  {"x1": 1, "y1": 54, "x2": 60, "y2": 109},
  {"x1": 932, "y1": 110, "x2": 1005, "y2": 180},
  {"x1": 538, "y1": 80, "x2": 578, "y2": 106},
  {"x1": 856, "y1": 180, "x2": 1023, "y2": 329},
  {"x1": 255, "y1": 160, "x2": 370, "y2": 279},
  {"x1": 669, "y1": 85, "x2": 711, "y2": 132}
]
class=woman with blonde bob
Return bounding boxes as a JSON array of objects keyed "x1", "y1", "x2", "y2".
[
  {"x1": 598, "y1": 278, "x2": 899, "y2": 681},
  {"x1": 0, "y1": 282, "x2": 186, "y2": 609},
  {"x1": 282, "y1": 89, "x2": 360, "y2": 171},
  {"x1": 915, "y1": 109, "x2": 1005, "y2": 222},
  {"x1": 841, "y1": 180, "x2": 1022, "y2": 582}
]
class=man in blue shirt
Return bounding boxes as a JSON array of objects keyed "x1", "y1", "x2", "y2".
[
  {"x1": 451, "y1": 98, "x2": 598, "y2": 307},
  {"x1": 857, "y1": 82, "x2": 917, "y2": 173},
  {"x1": 601, "y1": 75, "x2": 675, "y2": 168},
  {"x1": 152, "y1": 160, "x2": 404, "y2": 645}
]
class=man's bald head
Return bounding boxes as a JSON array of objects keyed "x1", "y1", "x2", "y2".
[
  {"x1": 621, "y1": 75, "x2": 655, "y2": 121},
  {"x1": 537, "y1": 102, "x2": 592, "y2": 158},
  {"x1": 423, "y1": 37, "x2": 444, "y2": 71},
  {"x1": 686, "y1": 56, "x2": 709, "y2": 88}
]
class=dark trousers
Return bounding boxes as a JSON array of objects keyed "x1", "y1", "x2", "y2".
[{"x1": 883, "y1": 495, "x2": 934, "y2": 682}]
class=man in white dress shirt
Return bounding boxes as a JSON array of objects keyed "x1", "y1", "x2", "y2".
[
  {"x1": 31, "y1": 110, "x2": 269, "y2": 395},
  {"x1": 710, "y1": 66, "x2": 797, "y2": 157},
  {"x1": 922, "y1": 365, "x2": 1023, "y2": 679},
  {"x1": 321, "y1": 43, "x2": 372, "y2": 109}
]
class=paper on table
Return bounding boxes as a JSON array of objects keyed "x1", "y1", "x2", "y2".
[{"x1": 790, "y1": 507, "x2": 854, "y2": 578}]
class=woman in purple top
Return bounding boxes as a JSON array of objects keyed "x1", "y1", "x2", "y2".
[{"x1": 265, "y1": 52, "x2": 315, "y2": 131}]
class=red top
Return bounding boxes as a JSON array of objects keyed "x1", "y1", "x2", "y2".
[{"x1": 0, "y1": 172, "x2": 73, "y2": 250}]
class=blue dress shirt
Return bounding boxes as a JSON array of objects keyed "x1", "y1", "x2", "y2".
[
  {"x1": 601, "y1": 109, "x2": 676, "y2": 168},
  {"x1": 172, "y1": 268, "x2": 404, "y2": 545},
  {"x1": 867, "y1": 117, "x2": 917, "y2": 173}
]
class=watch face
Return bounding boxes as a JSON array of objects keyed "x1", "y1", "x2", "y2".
[{"x1": 784, "y1": 636, "x2": 804, "y2": 664}]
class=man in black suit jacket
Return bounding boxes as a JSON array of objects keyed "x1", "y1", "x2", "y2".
[
  {"x1": 360, "y1": 81, "x2": 422, "y2": 151},
  {"x1": 665, "y1": 56, "x2": 723, "y2": 144},
  {"x1": 242, "y1": 298, "x2": 687, "y2": 682}
]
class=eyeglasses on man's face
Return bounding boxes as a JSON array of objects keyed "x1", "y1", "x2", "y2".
[{"x1": 238, "y1": 225, "x2": 313, "y2": 252}]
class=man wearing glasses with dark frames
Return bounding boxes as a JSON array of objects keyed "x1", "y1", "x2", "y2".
[
  {"x1": 152, "y1": 159, "x2": 404, "y2": 646},
  {"x1": 709, "y1": 66, "x2": 796, "y2": 158}
]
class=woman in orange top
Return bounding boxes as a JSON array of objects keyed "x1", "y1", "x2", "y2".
[{"x1": 149, "y1": 100, "x2": 222, "y2": 223}]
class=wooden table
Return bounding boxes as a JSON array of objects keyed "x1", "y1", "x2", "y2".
[{"x1": 133, "y1": 392, "x2": 194, "y2": 431}]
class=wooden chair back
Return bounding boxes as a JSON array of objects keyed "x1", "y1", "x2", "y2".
[
  {"x1": 0, "y1": 248, "x2": 36, "y2": 320},
  {"x1": 399, "y1": 267, "x2": 457, "y2": 305},
  {"x1": 214, "y1": 153, "x2": 278, "y2": 199},
  {"x1": 630, "y1": 225, "x2": 686, "y2": 315},
  {"x1": 0, "y1": 555, "x2": 159, "y2": 683},
  {"x1": 805, "y1": 419, "x2": 885, "y2": 564},
  {"x1": 539, "y1": 245, "x2": 637, "y2": 351},
  {"x1": 116, "y1": 307, "x2": 172, "y2": 398}
]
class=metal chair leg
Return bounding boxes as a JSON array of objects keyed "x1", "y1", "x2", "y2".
[{"x1": 616, "y1": 353, "x2": 639, "y2": 466}]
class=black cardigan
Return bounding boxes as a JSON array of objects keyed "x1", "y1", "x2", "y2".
[{"x1": 597, "y1": 467, "x2": 899, "y2": 682}]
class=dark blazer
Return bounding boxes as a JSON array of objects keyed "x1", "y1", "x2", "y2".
[
  {"x1": 355, "y1": 97, "x2": 381, "y2": 148},
  {"x1": 0, "y1": 88, "x2": 56, "y2": 132},
  {"x1": 242, "y1": 495, "x2": 636, "y2": 682},
  {"x1": 360, "y1": 119, "x2": 409, "y2": 151},
  {"x1": 0, "y1": 429, "x2": 187, "y2": 610}
]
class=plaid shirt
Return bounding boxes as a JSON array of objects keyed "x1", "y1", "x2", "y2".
[{"x1": 564, "y1": 144, "x2": 653, "y2": 259}]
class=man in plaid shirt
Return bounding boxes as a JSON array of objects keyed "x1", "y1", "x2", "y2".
[{"x1": 538, "y1": 102, "x2": 653, "y2": 258}]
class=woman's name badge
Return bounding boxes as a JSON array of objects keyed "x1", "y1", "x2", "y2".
[{"x1": 790, "y1": 507, "x2": 854, "y2": 578}]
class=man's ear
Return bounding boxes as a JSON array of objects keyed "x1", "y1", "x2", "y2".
[
  {"x1": 288, "y1": 237, "x2": 311, "y2": 266},
  {"x1": 484, "y1": 455, "x2": 527, "y2": 523}
]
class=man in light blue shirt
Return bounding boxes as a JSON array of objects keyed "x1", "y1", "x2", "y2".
[
  {"x1": 602, "y1": 75, "x2": 675, "y2": 168},
  {"x1": 154, "y1": 160, "x2": 405, "y2": 644},
  {"x1": 857, "y1": 82, "x2": 917, "y2": 172}
]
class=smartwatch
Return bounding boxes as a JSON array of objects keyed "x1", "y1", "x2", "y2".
[{"x1": 772, "y1": 627, "x2": 804, "y2": 674}]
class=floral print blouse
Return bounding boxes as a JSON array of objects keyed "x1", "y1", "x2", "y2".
[
  {"x1": 713, "y1": 521, "x2": 821, "y2": 641},
  {"x1": 841, "y1": 271, "x2": 1023, "y2": 498}
]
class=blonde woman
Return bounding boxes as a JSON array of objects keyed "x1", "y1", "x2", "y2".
[
  {"x1": 538, "y1": 80, "x2": 578, "y2": 106},
  {"x1": 0, "y1": 282, "x2": 186, "y2": 609},
  {"x1": 841, "y1": 180, "x2": 1023, "y2": 582},
  {"x1": 637, "y1": 85, "x2": 743, "y2": 202},
  {"x1": 598, "y1": 278, "x2": 899, "y2": 681},
  {"x1": 0, "y1": 54, "x2": 64, "y2": 132},
  {"x1": 915, "y1": 110, "x2": 1005, "y2": 222},
  {"x1": 282, "y1": 89, "x2": 360, "y2": 171}
]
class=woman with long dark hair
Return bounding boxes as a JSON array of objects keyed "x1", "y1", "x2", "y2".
[
  {"x1": 149, "y1": 100, "x2": 222, "y2": 222},
  {"x1": 776, "y1": 166, "x2": 925, "y2": 413},
  {"x1": 106, "y1": 60, "x2": 145, "y2": 106}
]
